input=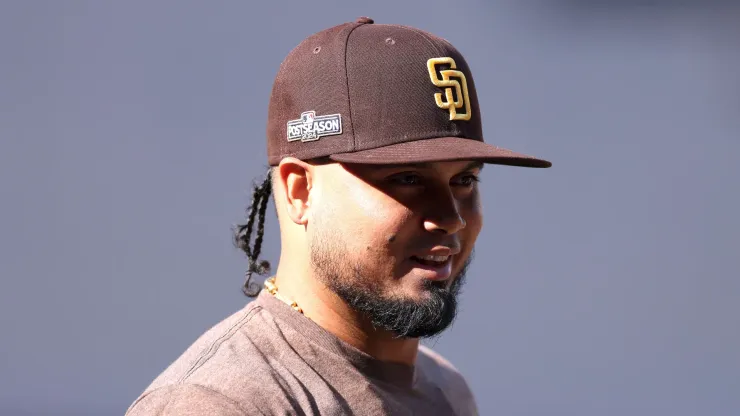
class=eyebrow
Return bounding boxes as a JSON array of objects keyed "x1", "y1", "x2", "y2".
[
  {"x1": 462, "y1": 161, "x2": 485, "y2": 172},
  {"x1": 378, "y1": 161, "x2": 484, "y2": 172}
]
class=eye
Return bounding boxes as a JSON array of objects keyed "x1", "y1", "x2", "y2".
[
  {"x1": 453, "y1": 174, "x2": 480, "y2": 187},
  {"x1": 390, "y1": 172, "x2": 422, "y2": 186}
]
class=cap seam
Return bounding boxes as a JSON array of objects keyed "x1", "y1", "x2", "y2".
[
  {"x1": 343, "y1": 23, "x2": 365, "y2": 153},
  {"x1": 396, "y1": 24, "x2": 444, "y2": 56}
]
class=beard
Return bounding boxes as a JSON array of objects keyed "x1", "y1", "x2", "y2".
[{"x1": 309, "y1": 230, "x2": 472, "y2": 339}]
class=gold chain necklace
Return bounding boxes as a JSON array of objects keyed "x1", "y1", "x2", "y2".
[{"x1": 264, "y1": 277, "x2": 303, "y2": 314}]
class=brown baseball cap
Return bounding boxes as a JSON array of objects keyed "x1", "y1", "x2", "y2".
[{"x1": 266, "y1": 17, "x2": 551, "y2": 168}]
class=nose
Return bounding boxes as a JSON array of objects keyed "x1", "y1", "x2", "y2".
[{"x1": 423, "y1": 190, "x2": 466, "y2": 235}]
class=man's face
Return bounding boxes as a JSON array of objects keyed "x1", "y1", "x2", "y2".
[{"x1": 308, "y1": 160, "x2": 484, "y2": 338}]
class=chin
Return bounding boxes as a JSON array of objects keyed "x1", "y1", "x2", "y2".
[{"x1": 396, "y1": 274, "x2": 451, "y2": 299}]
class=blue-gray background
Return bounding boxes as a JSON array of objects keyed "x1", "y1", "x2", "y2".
[{"x1": 1, "y1": 1, "x2": 738, "y2": 415}]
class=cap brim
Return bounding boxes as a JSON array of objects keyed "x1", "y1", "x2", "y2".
[{"x1": 329, "y1": 137, "x2": 551, "y2": 168}]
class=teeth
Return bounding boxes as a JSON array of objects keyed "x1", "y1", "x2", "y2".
[{"x1": 419, "y1": 255, "x2": 449, "y2": 262}]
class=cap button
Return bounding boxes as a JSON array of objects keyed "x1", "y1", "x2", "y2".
[{"x1": 356, "y1": 16, "x2": 374, "y2": 24}]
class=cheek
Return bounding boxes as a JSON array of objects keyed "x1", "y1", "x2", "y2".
[
  {"x1": 464, "y1": 200, "x2": 483, "y2": 237},
  {"x1": 459, "y1": 195, "x2": 484, "y2": 253},
  {"x1": 330, "y1": 181, "x2": 412, "y2": 252}
]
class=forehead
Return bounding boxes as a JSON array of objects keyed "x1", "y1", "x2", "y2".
[
  {"x1": 312, "y1": 160, "x2": 484, "y2": 189},
  {"x1": 367, "y1": 161, "x2": 484, "y2": 171},
  {"x1": 322, "y1": 160, "x2": 484, "y2": 189}
]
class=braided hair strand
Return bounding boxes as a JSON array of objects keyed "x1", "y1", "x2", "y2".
[{"x1": 234, "y1": 169, "x2": 273, "y2": 297}]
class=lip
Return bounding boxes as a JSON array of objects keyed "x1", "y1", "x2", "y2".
[
  {"x1": 409, "y1": 255, "x2": 454, "y2": 281},
  {"x1": 407, "y1": 244, "x2": 461, "y2": 281},
  {"x1": 414, "y1": 245, "x2": 461, "y2": 258}
]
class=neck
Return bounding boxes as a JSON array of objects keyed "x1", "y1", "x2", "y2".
[{"x1": 272, "y1": 267, "x2": 420, "y2": 366}]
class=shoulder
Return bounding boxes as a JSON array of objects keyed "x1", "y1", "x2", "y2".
[
  {"x1": 128, "y1": 302, "x2": 278, "y2": 414},
  {"x1": 417, "y1": 345, "x2": 479, "y2": 416},
  {"x1": 125, "y1": 383, "x2": 261, "y2": 416},
  {"x1": 143, "y1": 302, "x2": 265, "y2": 391}
]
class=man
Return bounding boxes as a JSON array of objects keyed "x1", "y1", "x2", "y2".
[{"x1": 126, "y1": 17, "x2": 550, "y2": 416}]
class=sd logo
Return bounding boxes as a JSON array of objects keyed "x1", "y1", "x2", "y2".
[{"x1": 427, "y1": 57, "x2": 472, "y2": 121}]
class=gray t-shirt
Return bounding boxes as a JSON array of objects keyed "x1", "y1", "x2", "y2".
[{"x1": 126, "y1": 290, "x2": 478, "y2": 415}]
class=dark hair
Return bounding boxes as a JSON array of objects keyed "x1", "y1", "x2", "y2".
[{"x1": 234, "y1": 169, "x2": 273, "y2": 297}]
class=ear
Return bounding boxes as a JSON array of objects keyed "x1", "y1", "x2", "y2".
[{"x1": 276, "y1": 158, "x2": 314, "y2": 226}]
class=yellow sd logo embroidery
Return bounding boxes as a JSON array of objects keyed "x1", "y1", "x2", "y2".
[{"x1": 427, "y1": 57, "x2": 472, "y2": 121}]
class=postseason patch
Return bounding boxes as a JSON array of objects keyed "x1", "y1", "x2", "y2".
[{"x1": 287, "y1": 111, "x2": 342, "y2": 142}]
